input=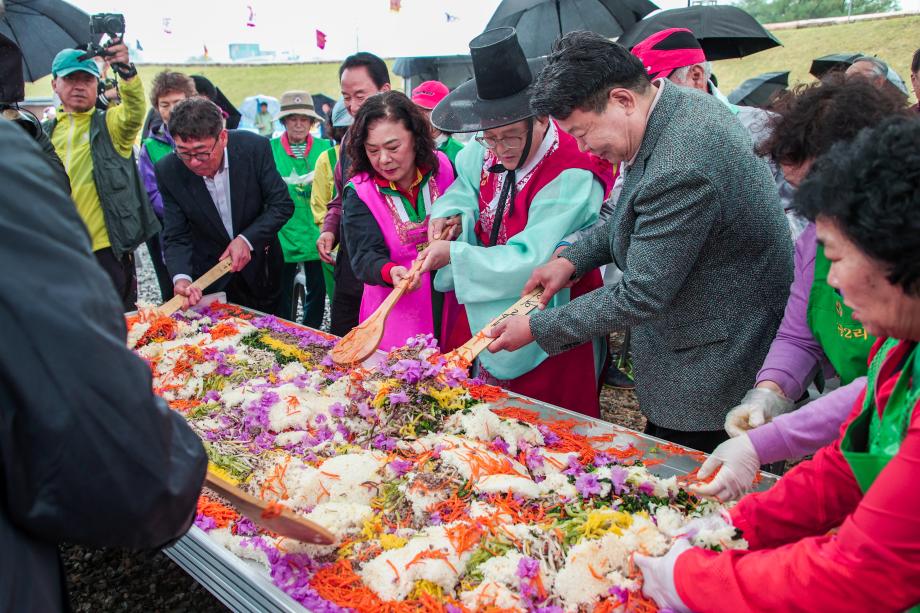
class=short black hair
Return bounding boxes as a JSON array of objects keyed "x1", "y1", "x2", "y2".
[
  {"x1": 347, "y1": 90, "x2": 438, "y2": 181},
  {"x1": 795, "y1": 116, "x2": 920, "y2": 297},
  {"x1": 912, "y1": 48, "x2": 920, "y2": 74},
  {"x1": 168, "y1": 97, "x2": 224, "y2": 141},
  {"x1": 339, "y1": 52, "x2": 390, "y2": 89},
  {"x1": 531, "y1": 30, "x2": 650, "y2": 119},
  {"x1": 760, "y1": 74, "x2": 907, "y2": 166}
]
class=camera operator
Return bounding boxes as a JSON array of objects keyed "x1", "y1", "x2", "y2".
[{"x1": 45, "y1": 29, "x2": 160, "y2": 312}]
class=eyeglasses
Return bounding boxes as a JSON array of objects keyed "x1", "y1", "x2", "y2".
[
  {"x1": 176, "y1": 139, "x2": 220, "y2": 162},
  {"x1": 475, "y1": 133, "x2": 526, "y2": 150}
]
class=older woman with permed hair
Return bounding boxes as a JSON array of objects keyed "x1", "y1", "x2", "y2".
[
  {"x1": 636, "y1": 116, "x2": 920, "y2": 612},
  {"x1": 341, "y1": 90, "x2": 455, "y2": 351}
]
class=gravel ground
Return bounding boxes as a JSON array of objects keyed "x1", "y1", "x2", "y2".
[{"x1": 62, "y1": 250, "x2": 644, "y2": 612}]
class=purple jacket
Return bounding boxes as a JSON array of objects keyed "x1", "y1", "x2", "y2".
[
  {"x1": 138, "y1": 125, "x2": 175, "y2": 218},
  {"x1": 748, "y1": 222, "x2": 863, "y2": 461}
]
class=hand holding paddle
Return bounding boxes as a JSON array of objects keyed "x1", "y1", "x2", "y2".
[
  {"x1": 330, "y1": 259, "x2": 423, "y2": 366},
  {"x1": 160, "y1": 258, "x2": 233, "y2": 316},
  {"x1": 444, "y1": 286, "x2": 545, "y2": 368}
]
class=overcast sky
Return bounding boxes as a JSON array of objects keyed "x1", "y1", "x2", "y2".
[{"x1": 67, "y1": 0, "x2": 702, "y2": 63}]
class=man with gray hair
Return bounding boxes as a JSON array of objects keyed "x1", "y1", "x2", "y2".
[
  {"x1": 846, "y1": 55, "x2": 910, "y2": 100},
  {"x1": 486, "y1": 31, "x2": 793, "y2": 452}
]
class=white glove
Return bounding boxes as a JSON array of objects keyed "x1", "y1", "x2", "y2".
[
  {"x1": 724, "y1": 388, "x2": 794, "y2": 437},
  {"x1": 634, "y1": 538, "x2": 693, "y2": 613},
  {"x1": 691, "y1": 434, "x2": 761, "y2": 502}
]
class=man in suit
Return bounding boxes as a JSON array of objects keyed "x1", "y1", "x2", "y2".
[
  {"x1": 155, "y1": 97, "x2": 293, "y2": 312},
  {"x1": 488, "y1": 31, "x2": 793, "y2": 452}
]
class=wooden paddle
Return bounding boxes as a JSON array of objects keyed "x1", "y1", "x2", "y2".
[
  {"x1": 444, "y1": 286, "x2": 545, "y2": 368},
  {"x1": 204, "y1": 470, "x2": 335, "y2": 545},
  {"x1": 159, "y1": 258, "x2": 233, "y2": 316},
  {"x1": 330, "y1": 259, "x2": 423, "y2": 365}
]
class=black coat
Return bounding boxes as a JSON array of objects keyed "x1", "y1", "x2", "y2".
[
  {"x1": 0, "y1": 121, "x2": 207, "y2": 612},
  {"x1": 155, "y1": 130, "x2": 294, "y2": 312}
]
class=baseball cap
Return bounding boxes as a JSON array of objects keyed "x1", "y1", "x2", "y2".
[
  {"x1": 331, "y1": 98, "x2": 353, "y2": 128},
  {"x1": 631, "y1": 28, "x2": 706, "y2": 81},
  {"x1": 51, "y1": 49, "x2": 101, "y2": 79},
  {"x1": 411, "y1": 80, "x2": 450, "y2": 110}
]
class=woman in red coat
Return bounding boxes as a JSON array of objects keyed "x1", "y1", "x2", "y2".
[{"x1": 636, "y1": 117, "x2": 920, "y2": 612}]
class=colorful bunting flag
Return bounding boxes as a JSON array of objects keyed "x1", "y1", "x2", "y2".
[
  {"x1": 316, "y1": 30, "x2": 327, "y2": 50},
  {"x1": 390, "y1": 0, "x2": 402, "y2": 12}
]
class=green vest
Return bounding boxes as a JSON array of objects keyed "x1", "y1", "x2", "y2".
[
  {"x1": 143, "y1": 136, "x2": 174, "y2": 165},
  {"x1": 438, "y1": 136, "x2": 464, "y2": 170},
  {"x1": 45, "y1": 112, "x2": 161, "y2": 257},
  {"x1": 270, "y1": 135, "x2": 331, "y2": 263},
  {"x1": 806, "y1": 245, "x2": 875, "y2": 384},
  {"x1": 842, "y1": 339, "x2": 919, "y2": 493}
]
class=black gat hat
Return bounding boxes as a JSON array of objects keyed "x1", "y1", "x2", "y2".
[{"x1": 431, "y1": 27, "x2": 544, "y2": 134}]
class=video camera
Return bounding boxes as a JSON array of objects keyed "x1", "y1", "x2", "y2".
[{"x1": 79, "y1": 13, "x2": 126, "y2": 62}]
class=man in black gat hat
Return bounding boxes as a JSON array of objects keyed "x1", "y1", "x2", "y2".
[{"x1": 415, "y1": 28, "x2": 614, "y2": 417}]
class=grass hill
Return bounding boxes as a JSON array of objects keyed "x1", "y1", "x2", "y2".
[
  {"x1": 24, "y1": 15, "x2": 918, "y2": 107},
  {"x1": 712, "y1": 14, "x2": 918, "y2": 99}
]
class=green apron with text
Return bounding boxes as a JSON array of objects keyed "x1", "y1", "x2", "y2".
[{"x1": 806, "y1": 244, "x2": 875, "y2": 384}]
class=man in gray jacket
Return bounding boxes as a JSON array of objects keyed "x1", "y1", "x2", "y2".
[{"x1": 488, "y1": 31, "x2": 793, "y2": 452}]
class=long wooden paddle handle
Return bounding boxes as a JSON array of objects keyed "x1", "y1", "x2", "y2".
[
  {"x1": 371, "y1": 258, "x2": 423, "y2": 321},
  {"x1": 159, "y1": 258, "x2": 233, "y2": 316},
  {"x1": 454, "y1": 286, "x2": 545, "y2": 361}
]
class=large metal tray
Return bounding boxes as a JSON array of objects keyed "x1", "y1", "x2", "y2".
[{"x1": 152, "y1": 300, "x2": 775, "y2": 612}]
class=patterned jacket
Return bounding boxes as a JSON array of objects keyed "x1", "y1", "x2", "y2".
[{"x1": 530, "y1": 81, "x2": 793, "y2": 430}]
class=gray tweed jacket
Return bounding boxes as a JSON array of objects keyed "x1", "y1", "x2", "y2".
[{"x1": 530, "y1": 81, "x2": 793, "y2": 431}]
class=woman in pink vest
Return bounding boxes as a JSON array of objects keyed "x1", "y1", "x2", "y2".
[{"x1": 341, "y1": 91, "x2": 455, "y2": 351}]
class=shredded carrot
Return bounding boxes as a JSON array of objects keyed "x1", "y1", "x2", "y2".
[
  {"x1": 429, "y1": 494, "x2": 470, "y2": 524},
  {"x1": 588, "y1": 564, "x2": 605, "y2": 581},
  {"x1": 404, "y1": 549, "x2": 457, "y2": 574},
  {"x1": 168, "y1": 398, "x2": 202, "y2": 412},
  {"x1": 261, "y1": 500, "x2": 285, "y2": 519},
  {"x1": 196, "y1": 495, "x2": 239, "y2": 529},
  {"x1": 467, "y1": 383, "x2": 508, "y2": 403},
  {"x1": 134, "y1": 313, "x2": 179, "y2": 346},
  {"x1": 320, "y1": 471, "x2": 342, "y2": 480},
  {"x1": 208, "y1": 320, "x2": 240, "y2": 340},
  {"x1": 444, "y1": 521, "x2": 483, "y2": 555},
  {"x1": 386, "y1": 559, "x2": 401, "y2": 581}
]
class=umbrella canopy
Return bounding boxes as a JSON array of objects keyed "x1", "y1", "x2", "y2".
[
  {"x1": 312, "y1": 93, "x2": 336, "y2": 120},
  {"x1": 617, "y1": 5, "x2": 780, "y2": 61},
  {"x1": 0, "y1": 0, "x2": 101, "y2": 82},
  {"x1": 809, "y1": 52, "x2": 863, "y2": 78},
  {"x1": 728, "y1": 70, "x2": 789, "y2": 107},
  {"x1": 239, "y1": 94, "x2": 281, "y2": 134},
  {"x1": 485, "y1": 0, "x2": 657, "y2": 58}
]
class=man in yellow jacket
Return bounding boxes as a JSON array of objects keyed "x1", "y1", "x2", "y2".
[{"x1": 46, "y1": 43, "x2": 160, "y2": 311}]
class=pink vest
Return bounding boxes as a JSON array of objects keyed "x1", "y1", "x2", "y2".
[{"x1": 350, "y1": 151, "x2": 455, "y2": 351}]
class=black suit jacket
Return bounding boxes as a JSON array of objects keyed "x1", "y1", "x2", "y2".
[{"x1": 155, "y1": 130, "x2": 293, "y2": 307}]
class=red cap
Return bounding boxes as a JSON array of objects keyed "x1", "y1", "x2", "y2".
[
  {"x1": 631, "y1": 28, "x2": 706, "y2": 80},
  {"x1": 411, "y1": 80, "x2": 450, "y2": 110}
]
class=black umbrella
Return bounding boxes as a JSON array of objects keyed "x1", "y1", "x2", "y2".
[
  {"x1": 809, "y1": 52, "x2": 862, "y2": 79},
  {"x1": 617, "y1": 5, "x2": 780, "y2": 61},
  {"x1": 0, "y1": 0, "x2": 101, "y2": 82},
  {"x1": 485, "y1": 0, "x2": 658, "y2": 58},
  {"x1": 312, "y1": 93, "x2": 336, "y2": 119},
  {"x1": 728, "y1": 70, "x2": 789, "y2": 107}
]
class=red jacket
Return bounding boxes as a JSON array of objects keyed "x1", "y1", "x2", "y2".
[{"x1": 675, "y1": 340, "x2": 920, "y2": 612}]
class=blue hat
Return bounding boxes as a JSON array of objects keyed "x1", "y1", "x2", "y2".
[
  {"x1": 331, "y1": 98, "x2": 353, "y2": 128},
  {"x1": 51, "y1": 49, "x2": 101, "y2": 79}
]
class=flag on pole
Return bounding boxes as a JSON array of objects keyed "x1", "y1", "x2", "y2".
[
  {"x1": 316, "y1": 30, "x2": 327, "y2": 50},
  {"x1": 389, "y1": 0, "x2": 402, "y2": 12},
  {"x1": 203, "y1": 44, "x2": 209, "y2": 59},
  {"x1": 162, "y1": 17, "x2": 172, "y2": 35},
  {"x1": 445, "y1": 12, "x2": 459, "y2": 22},
  {"x1": 136, "y1": 39, "x2": 144, "y2": 50},
  {"x1": 246, "y1": 5, "x2": 256, "y2": 27}
]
